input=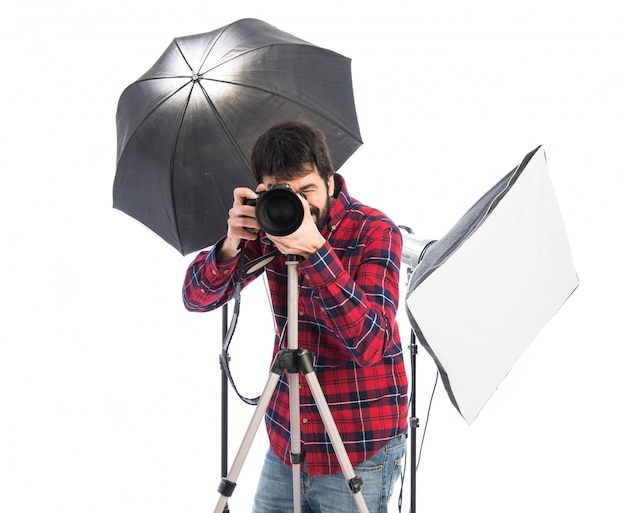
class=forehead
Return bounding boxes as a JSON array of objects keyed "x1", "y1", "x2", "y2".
[{"x1": 263, "y1": 164, "x2": 324, "y2": 190}]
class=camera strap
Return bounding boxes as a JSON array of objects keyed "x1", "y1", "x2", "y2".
[
  {"x1": 237, "y1": 248, "x2": 280, "y2": 279},
  {"x1": 220, "y1": 278, "x2": 260, "y2": 406},
  {"x1": 222, "y1": 243, "x2": 280, "y2": 406}
]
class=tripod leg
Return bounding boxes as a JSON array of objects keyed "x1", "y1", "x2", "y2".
[
  {"x1": 303, "y1": 368, "x2": 370, "y2": 513},
  {"x1": 285, "y1": 255, "x2": 303, "y2": 513},
  {"x1": 213, "y1": 371, "x2": 282, "y2": 513},
  {"x1": 289, "y1": 371, "x2": 302, "y2": 513}
]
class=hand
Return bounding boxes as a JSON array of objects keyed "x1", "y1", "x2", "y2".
[{"x1": 217, "y1": 187, "x2": 261, "y2": 262}]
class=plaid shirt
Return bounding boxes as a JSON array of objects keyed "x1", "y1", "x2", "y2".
[{"x1": 183, "y1": 175, "x2": 408, "y2": 475}]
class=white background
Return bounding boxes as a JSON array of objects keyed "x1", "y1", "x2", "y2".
[{"x1": 1, "y1": 1, "x2": 624, "y2": 512}]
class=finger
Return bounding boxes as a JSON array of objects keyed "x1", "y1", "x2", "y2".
[{"x1": 233, "y1": 187, "x2": 258, "y2": 206}]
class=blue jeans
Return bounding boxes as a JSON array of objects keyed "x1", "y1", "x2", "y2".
[{"x1": 251, "y1": 434, "x2": 406, "y2": 513}]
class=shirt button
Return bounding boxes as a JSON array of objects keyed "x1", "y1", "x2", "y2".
[
  {"x1": 299, "y1": 311, "x2": 304, "y2": 316},
  {"x1": 200, "y1": 288, "x2": 206, "y2": 294},
  {"x1": 223, "y1": 269, "x2": 229, "y2": 274},
  {"x1": 302, "y1": 418, "x2": 309, "y2": 424}
]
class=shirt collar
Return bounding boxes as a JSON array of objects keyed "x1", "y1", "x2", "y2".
[{"x1": 323, "y1": 173, "x2": 351, "y2": 236}]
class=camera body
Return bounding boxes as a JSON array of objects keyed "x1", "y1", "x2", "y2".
[{"x1": 244, "y1": 184, "x2": 305, "y2": 236}]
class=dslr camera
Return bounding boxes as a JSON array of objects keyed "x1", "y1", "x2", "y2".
[{"x1": 244, "y1": 184, "x2": 305, "y2": 236}]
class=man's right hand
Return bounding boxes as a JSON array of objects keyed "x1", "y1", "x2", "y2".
[{"x1": 217, "y1": 187, "x2": 261, "y2": 262}]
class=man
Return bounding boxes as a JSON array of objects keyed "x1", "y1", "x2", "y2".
[{"x1": 183, "y1": 122, "x2": 408, "y2": 513}]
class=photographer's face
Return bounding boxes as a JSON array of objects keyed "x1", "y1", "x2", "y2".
[{"x1": 262, "y1": 164, "x2": 335, "y2": 231}]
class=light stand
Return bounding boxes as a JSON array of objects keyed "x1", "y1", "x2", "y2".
[
  {"x1": 220, "y1": 305, "x2": 230, "y2": 513},
  {"x1": 213, "y1": 255, "x2": 370, "y2": 513},
  {"x1": 408, "y1": 328, "x2": 419, "y2": 513},
  {"x1": 399, "y1": 226, "x2": 437, "y2": 513}
]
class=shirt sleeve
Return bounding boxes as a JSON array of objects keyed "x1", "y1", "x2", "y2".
[
  {"x1": 298, "y1": 222, "x2": 402, "y2": 367},
  {"x1": 182, "y1": 240, "x2": 243, "y2": 312}
]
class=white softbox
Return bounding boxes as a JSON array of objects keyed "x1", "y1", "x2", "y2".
[{"x1": 405, "y1": 146, "x2": 578, "y2": 424}]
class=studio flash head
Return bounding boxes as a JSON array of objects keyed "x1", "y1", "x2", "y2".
[{"x1": 245, "y1": 184, "x2": 305, "y2": 236}]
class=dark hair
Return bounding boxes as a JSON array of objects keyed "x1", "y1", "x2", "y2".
[{"x1": 250, "y1": 121, "x2": 334, "y2": 183}]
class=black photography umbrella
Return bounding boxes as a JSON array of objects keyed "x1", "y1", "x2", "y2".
[
  {"x1": 405, "y1": 146, "x2": 578, "y2": 424},
  {"x1": 113, "y1": 19, "x2": 363, "y2": 513},
  {"x1": 113, "y1": 18, "x2": 362, "y2": 255}
]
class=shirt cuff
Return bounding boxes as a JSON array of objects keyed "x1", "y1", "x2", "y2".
[{"x1": 204, "y1": 241, "x2": 239, "y2": 283}]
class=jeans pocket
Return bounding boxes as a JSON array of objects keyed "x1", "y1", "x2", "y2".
[
  {"x1": 385, "y1": 434, "x2": 407, "y2": 455},
  {"x1": 352, "y1": 435, "x2": 407, "y2": 512},
  {"x1": 352, "y1": 463, "x2": 384, "y2": 513},
  {"x1": 386, "y1": 435, "x2": 406, "y2": 502}
]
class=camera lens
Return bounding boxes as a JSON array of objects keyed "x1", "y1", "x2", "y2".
[{"x1": 255, "y1": 187, "x2": 304, "y2": 236}]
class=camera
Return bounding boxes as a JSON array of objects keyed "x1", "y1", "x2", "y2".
[{"x1": 244, "y1": 184, "x2": 305, "y2": 236}]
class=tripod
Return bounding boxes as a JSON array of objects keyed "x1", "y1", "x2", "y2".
[{"x1": 214, "y1": 255, "x2": 369, "y2": 513}]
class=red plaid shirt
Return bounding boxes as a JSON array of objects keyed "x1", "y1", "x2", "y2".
[{"x1": 183, "y1": 175, "x2": 408, "y2": 475}]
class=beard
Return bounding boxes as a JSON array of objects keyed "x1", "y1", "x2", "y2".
[{"x1": 310, "y1": 193, "x2": 331, "y2": 231}]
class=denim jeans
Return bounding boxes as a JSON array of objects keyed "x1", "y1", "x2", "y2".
[{"x1": 251, "y1": 434, "x2": 406, "y2": 513}]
